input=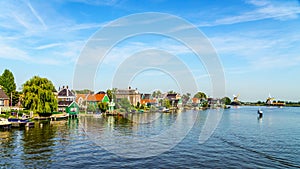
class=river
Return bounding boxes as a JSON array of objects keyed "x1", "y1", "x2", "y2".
[{"x1": 1, "y1": 106, "x2": 300, "y2": 168}]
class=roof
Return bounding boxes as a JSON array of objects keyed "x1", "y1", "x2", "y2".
[
  {"x1": 0, "y1": 88, "x2": 9, "y2": 99},
  {"x1": 76, "y1": 94, "x2": 87, "y2": 102},
  {"x1": 58, "y1": 88, "x2": 75, "y2": 97},
  {"x1": 192, "y1": 98, "x2": 200, "y2": 103},
  {"x1": 141, "y1": 93, "x2": 151, "y2": 99},
  {"x1": 166, "y1": 93, "x2": 178, "y2": 100},
  {"x1": 141, "y1": 99, "x2": 156, "y2": 104},
  {"x1": 86, "y1": 94, "x2": 105, "y2": 102}
]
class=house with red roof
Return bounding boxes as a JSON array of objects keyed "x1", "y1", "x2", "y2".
[
  {"x1": 75, "y1": 93, "x2": 110, "y2": 109},
  {"x1": 0, "y1": 87, "x2": 9, "y2": 107}
]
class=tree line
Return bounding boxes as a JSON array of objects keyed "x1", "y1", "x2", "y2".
[{"x1": 0, "y1": 69, "x2": 57, "y2": 113}]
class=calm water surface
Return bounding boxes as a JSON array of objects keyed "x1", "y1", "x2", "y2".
[{"x1": 1, "y1": 106, "x2": 300, "y2": 168}]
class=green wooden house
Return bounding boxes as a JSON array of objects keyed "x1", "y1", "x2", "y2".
[{"x1": 66, "y1": 101, "x2": 79, "y2": 116}]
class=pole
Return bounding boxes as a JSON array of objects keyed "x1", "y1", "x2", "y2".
[{"x1": 11, "y1": 92, "x2": 12, "y2": 107}]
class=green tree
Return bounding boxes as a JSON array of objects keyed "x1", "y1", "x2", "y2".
[
  {"x1": 162, "y1": 99, "x2": 171, "y2": 108},
  {"x1": 22, "y1": 76, "x2": 57, "y2": 113},
  {"x1": 182, "y1": 93, "x2": 191, "y2": 105},
  {"x1": 106, "y1": 89, "x2": 113, "y2": 101},
  {"x1": 221, "y1": 97, "x2": 231, "y2": 105},
  {"x1": 98, "y1": 102, "x2": 108, "y2": 113},
  {"x1": 168, "y1": 90, "x2": 176, "y2": 94},
  {"x1": 140, "y1": 104, "x2": 145, "y2": 110},
  {"x1": 117, "y1": 98, "x2": 131, "y2": 112},
  {"x1": 111, "y1": 88, "x2": 117, "y2": 101},
  {"x1": 0, "y1": 69, "x2": 18, "y2": 105},
  {"x1": 74, "y1": 89, "x2": 94, "y2": 94},
  {"x1": 87, "y1": 103, "x2": 97, "y2": 112},
  {"x1": 136, "y1": 101, "x2": 140, "y2": 109},
  {"x1": 152, "y1": 90, "x2": 162, "y2": 98},
  {"x1": 193, "y1": 91, "x2": 207, "y2": 99}
]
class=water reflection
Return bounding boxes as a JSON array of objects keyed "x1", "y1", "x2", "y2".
[{"x1": 22, "y1": 122, "x2": 56, "y2": 168}]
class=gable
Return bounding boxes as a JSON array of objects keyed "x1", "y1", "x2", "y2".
[
  {"x1": 0, "y1": 88, "x2": 9, "y2": 99},
  {"x1": 102, "y1": 95, "x2": 110, "y2": 103}
]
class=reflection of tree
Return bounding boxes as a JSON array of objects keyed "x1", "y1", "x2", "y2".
[
  {"x1": 0, "y1": 131, "x2": 15, "y2": 167},
  {"x1": 21, "y1": 122, "x2": 57, "y2": 167}
]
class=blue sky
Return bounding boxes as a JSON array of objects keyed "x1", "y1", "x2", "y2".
[{"x1": 0, "y1": 0, "x2": 300, "y2": 101}]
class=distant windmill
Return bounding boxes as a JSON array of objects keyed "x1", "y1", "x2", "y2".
[
  {"x1": 233, "y1": 94, "x2": 240, "y2": 102},
  {"x1": 231, "y1": 94, "x2": 241, "y2": 105},
  {"x1": 266, "y1": 93, "x2": 275, "y2": 105}
]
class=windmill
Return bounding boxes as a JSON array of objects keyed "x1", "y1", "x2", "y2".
[
  {"x1": 233, "y1": 94, "x2": 240, "y2": 102},
  {"x1": 266, "y1": 93, "x2": 275, "y2": 105},
  {"x1": 231, "y1": 94, "x2": 241, "y2": 105}
]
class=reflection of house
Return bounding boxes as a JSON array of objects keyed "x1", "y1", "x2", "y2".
[
  {"x1": 115, "y1": 87, "x2": 141, "y2": 106},
  {"x1": 57, "y1": 86, "x2": 76, "y2": 112},
  {"x1": 0, "y1": 88, "x2": 9, "y2": 107}
]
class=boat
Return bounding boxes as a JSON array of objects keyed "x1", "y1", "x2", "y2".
[
  {"x1": 93, "y1": 112, "x2": 102, "y2": 118},
  {"x1": 0, "y1": 118, "x2": 12, "y2": 129},
  {"x1": 8, "y1": 118, "x2": 29, "y2": 128},
  {"x1": 50, "y1": 114, "x2": 69, "y2": 121},
  {"x1": 161, "y1": 107, "x2": 169, "y2": 113},
  {"x1": 257, "y1": 109, "x2": 263, "y2": 118}
]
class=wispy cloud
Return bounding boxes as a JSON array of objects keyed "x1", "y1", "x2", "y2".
[
  {"x1": 35, "y1": 43, "x2": 63, "y2": 50},
  {"x1": 0, "y1": 1, "x2": 100, "y2": 66},
  {"x1": 210, "y1": 29, "x2": 300, "y2": 72},
  {"x1": 67, "y1": 0, "x2": 119, "y2": 6},
  {"x1": 199, "y1": 0, "x2": 300, "y2": 27},
  {"x1": 26, "y1": 1, "x2": 47, "y2": 30}
]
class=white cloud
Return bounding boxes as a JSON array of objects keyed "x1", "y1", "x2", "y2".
[
  {"x1": 26, "y1": 1, "x2": 47, "y2": 30},
  {"x1": 210, "y1": 30, "x2": 300, "y2": 72},
  {"x1": 199, "y1": 0, "x2": 300, "y2": 27},
  {"x1": 0, "y1": 43, "x2": 31, "y2": 61}
]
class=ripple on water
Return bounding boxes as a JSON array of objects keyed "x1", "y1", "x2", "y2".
[{"x1": 0, "y1": 107, "x2": 300, "y2": 168}]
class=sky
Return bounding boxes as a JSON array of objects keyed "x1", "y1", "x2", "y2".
[{"x1": 0, "y1": 0, "x2": 300, "y2": 101}]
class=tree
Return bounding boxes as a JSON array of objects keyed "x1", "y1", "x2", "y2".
[
  {"x1": 182, "y1": 93, "x2": 191, "y2": 105},
  {"x1": 221, "y1": 97, "x2": 231, "y2": 105},
  {"x1": 117, "y1": 98, "x2": 131, "y2": 112},
  {"x1": 98, "y1": 102, "x2": 108, "y2": 113},
  {"x1": 87, "y1": 103, "x2": 97, "y2": 112},
  {"x1": 193, "y1": 91, "x2": 207, "y2": 99},
  {"x1": 152, "y1": 90, "x2": 162, "y2": 98},
  {"x1": 168, "y1": 90, "x2": 176, "y2": 94},
  {"x1": 111, "y1": 88, "x2": 117, "y2": 101},
  {"x1": 0, "y1": 69, "x2": 18, "y2": 105},
  {"x1": 136, "y1": 101, "x2": 140, "y2": 109},
  {"x1": 162, "y1": 99, "x2": 171, "y2": 108},
  {"x1": 22, "y1": 76, "x2": 57, "y2": 113},
  {"x1": 74, "y1": 89, "x2": 94, "y2": 94},
  {"x1": 106, "y1": 89, "x2": 113, "y2": 101}
]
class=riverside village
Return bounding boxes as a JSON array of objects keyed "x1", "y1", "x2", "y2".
[{"x1": 0, "y1": 69, "x2": 299, "y2": 129}]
